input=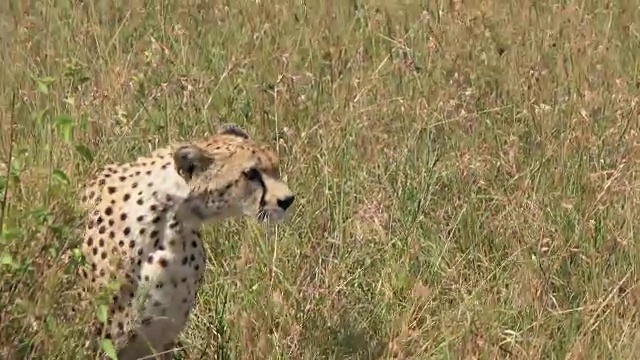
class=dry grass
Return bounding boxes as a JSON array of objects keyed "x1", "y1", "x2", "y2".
[{"x1": 1, "y1": 0, "x2": 640, "y2": 359}]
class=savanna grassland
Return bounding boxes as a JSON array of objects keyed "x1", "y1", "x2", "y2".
[{"x1": 1, "y1": 0, "x2": 640, "y2": 359}]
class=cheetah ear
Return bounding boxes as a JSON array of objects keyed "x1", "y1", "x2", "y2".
[
  {"x1": 173, "y1": 145, "x2": 212, "y2": 181},
  {"x1": 218, "y1": 123, "x2": 250, "y2": 139}
]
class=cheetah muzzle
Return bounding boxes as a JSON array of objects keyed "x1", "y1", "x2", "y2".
[{"x1": 79, "y1": 124, "x2": 295, "y2": 360}]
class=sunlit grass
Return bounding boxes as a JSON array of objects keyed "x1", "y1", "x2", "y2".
[{"x1": 1, "y1": 0, "x2": 639, "y2": 359}]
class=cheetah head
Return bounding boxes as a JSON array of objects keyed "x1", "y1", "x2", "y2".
[{"x1": 172, "y1": 124, "x2": 295, "y2": 224}]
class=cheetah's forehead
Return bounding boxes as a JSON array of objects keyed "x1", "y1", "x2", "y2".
[{"x1": 197, "y1": 138, "x2": 281, "y2": 174}]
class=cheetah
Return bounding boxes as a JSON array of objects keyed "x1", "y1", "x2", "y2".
[{"x1": 79, "y1": 124, "x2": 295, "y2": 359}]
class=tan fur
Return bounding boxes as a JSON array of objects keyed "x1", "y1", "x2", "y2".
[{"x1": 79, "y1": 125, "x2": 295, "y2": 359}]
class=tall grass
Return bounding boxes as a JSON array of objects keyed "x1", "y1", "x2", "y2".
[{"x1": 1, "y1": 0, "x2": 639, "y2": 359}]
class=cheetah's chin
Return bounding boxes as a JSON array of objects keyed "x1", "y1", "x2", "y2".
[{"x1": 257, "y1": 209, "x2": 288, "y2": 224}]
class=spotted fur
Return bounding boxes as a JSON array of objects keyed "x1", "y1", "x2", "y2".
[{"x1": 79, "y1": 124, "x2": 295, "y2": 359}]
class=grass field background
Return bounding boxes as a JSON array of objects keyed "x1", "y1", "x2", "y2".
[{"x1": 1, "y1": 0, "x2": 640, "y2": 359}]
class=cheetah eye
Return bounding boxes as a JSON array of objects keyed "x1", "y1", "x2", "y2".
[{"x1": 243, "y1": 168, "x2": 261, "y2": 182}]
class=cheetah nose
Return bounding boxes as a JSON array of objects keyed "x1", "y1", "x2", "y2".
[{"x1": 277, "y1": 195, "x2": 295, "y2": 211}]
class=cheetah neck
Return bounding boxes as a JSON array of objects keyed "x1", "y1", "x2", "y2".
[
  {"x1": 140, "y1": 161, "x2": 204, "y2": 227},
  {"x1": 111, "y1": 154, "x2": 207, "y2": 253}
]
